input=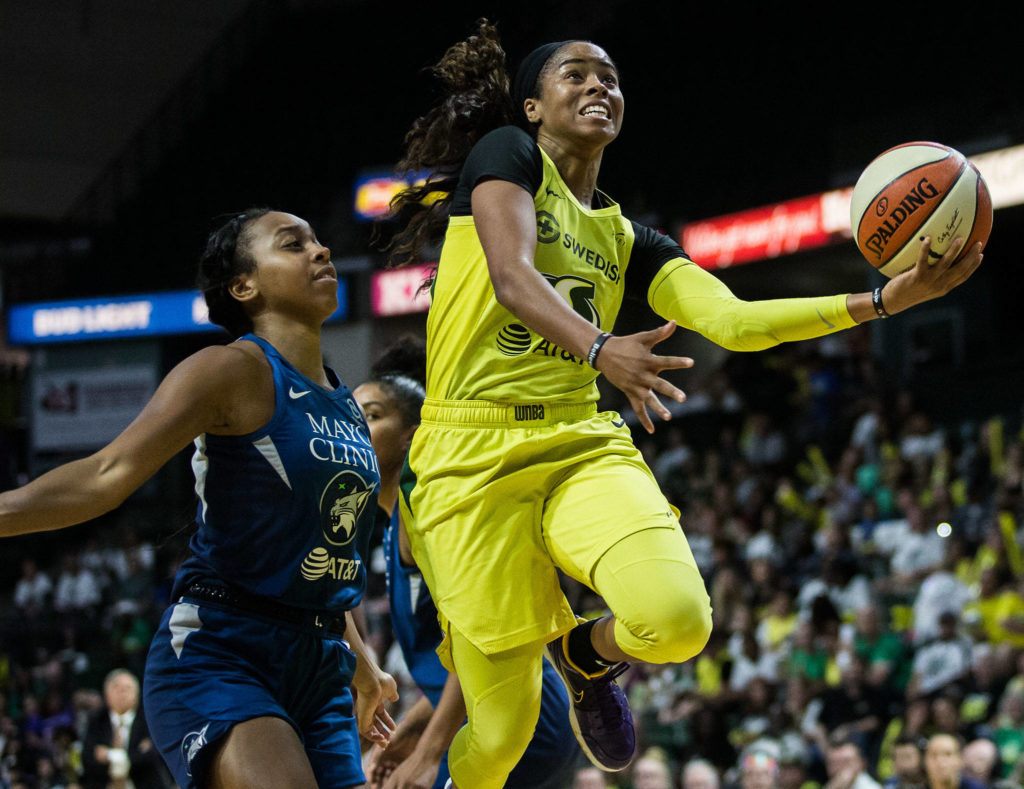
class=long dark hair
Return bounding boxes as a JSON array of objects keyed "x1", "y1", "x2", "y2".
[
  {"x1": 196, "y1": 208, "x2": 272, "y2": 337},
  {"x1": 368, "y1": 335, "x2": 427, "y2": 428},
  {"x1": 383, "y1": 19, "x2": 515, "y2": 269}
]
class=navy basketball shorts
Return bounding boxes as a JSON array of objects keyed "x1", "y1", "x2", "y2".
[{"x1": 143, "y1": 598, "x2": 362, "y2": 789}]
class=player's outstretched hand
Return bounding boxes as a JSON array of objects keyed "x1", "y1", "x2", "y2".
[
  {"x1": 382, "y1": 750, "x2": 444, "y2": 789},
  {"x1": 594, "y1": 320, "x2": 693, "y2": 434},
  {"x1": 882, "y1": 236, "x2": 984, "y2": 314},
  {"x1": 366, "y1": 716, "x2": 423, "y2": 787}
]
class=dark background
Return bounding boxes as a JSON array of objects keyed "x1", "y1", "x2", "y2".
[{"x1": 3, "y1": 0, "x2": 1021, "y2": 302}]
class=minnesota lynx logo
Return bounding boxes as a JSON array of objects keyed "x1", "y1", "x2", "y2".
[
  {"x1": 181, "y1": 723, "x2": 210, "y2": 777},
  {"x1": 320, "y1": 470, "x2": 374, "y2": 546}
]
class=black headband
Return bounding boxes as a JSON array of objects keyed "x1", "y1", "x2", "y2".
[{"x1": 512, "y1": 40, "x2": 574, "y2": 124}]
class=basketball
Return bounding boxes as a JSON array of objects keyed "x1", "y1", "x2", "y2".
[{"x1": 849, "y1": 141, "x2": 992, "y2": 278}]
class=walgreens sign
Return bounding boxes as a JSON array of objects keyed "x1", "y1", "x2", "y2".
[{"x1": 680, "y1": 189, "x2": 853, "y2": 269}]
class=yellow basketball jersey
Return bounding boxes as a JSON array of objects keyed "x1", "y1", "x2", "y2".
[{"x1": 426, "y1": 144, "x2": 634, "y2": 404}]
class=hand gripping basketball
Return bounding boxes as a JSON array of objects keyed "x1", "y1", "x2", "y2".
[{"x1": 881, "y1": 235, "x2": 984, "y2": 315}]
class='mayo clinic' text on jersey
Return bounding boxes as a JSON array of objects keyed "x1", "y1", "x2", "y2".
[{"x1": 177, "y1": 334, "x2": 380, "y2": 613}]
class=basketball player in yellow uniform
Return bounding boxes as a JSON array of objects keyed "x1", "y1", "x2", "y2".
[{"x1": 388, "y1": 22, "x2": 983, "y2": 789}]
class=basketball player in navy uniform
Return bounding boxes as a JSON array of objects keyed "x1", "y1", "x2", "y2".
[
  {"x1": 0, "y1": 209, "x2": 397, "y2": 789},
  {"x1": 353, "y1": 340, "x2": 582, "y2": 789}
]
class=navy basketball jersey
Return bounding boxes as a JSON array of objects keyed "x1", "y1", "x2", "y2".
[
  {"x1": 383, "y1": 507, "x2": 447, "y2": 705},
  {"x1": 176, "y1": 334, "x2": 381, "y2": 613}
]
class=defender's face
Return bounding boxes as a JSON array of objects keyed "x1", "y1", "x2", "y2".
[
  {"x1": 353, "y1": 382, "x2": 413, "y2": 475},
  {"x1": 236, "y1": 211, "x2": 338, "y2": 324}
]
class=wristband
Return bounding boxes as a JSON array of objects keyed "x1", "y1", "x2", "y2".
[
  {"x1": 872, "y1": 287, "x2": 890, "y2": 319},
  {"x1": 587, "y1": 332, "x2": 613, "y2": 368}
]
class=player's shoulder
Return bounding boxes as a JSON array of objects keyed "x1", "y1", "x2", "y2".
[
  {"x1": 474, "y1": 124, "x2": 535, "y2": 150},
  {"x1": 468, "y1": 125, "x2": 540, "y2": 167},
  {"x1": 173, "y1": 341, "x2": 271, "y2": 390}
]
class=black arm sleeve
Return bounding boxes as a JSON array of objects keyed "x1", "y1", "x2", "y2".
[
  {"x1": 450, "y1": 126, "x2": 544, "y2": 216},
  {"x1": 623, "y1": 221, "x2": 690, "y2": 302}
]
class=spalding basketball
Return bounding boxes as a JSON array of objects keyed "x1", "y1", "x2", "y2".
[{"x1": 850, "y1": 141, "x2": 992, "y2": 278}]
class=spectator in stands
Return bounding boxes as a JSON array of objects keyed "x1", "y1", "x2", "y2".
[
  {"x1": 899, "y1": 412, "x2": 945, "y2": 467},
  {"x1": 741, "y1": 750, "x2": 780, "y2": 789},
  {"x1": 80, "y1": 668, "x2": 171, "y2": 789},
  {"x1": 683, "y1": 759, "x2": 722, "y2": 789},
  {"x1": 851, "y1": 605, "x2": 911, "y2": 711},
  {"x1": 776, "y1": 737, "x2": 818, "y2": 789},
  {"x1": 931, "y1": 694, "x2": 969, "y2": 743},
  {"x1": 912, "y1": 564, "x2": 973, "y2": 647},
  {"x1": 740, "y1": 412, "x2": 788, "y2": 470},
  {"x1": 632, "y1": 750, "x2": 673, "y2": 789},
  {"x1": 883, "y1": 734, "x2": 925, "y2": 789},
  {"x1": 907, "y1": 612, "x2": 974, "y2": 701},
  {"x1": 52, "y1": 551, "x2": 102, "y2": 620},
  {"x1": 961, "y1": 739, "x2": 999, "y2": 788},
  {"x1": 813, "y1": 656, "x2": 887, "y2": 766},
  {"x1": 824, "y1": 737, "x2": 882, "y2": 789},
  {"x1": 966, "y1": 569, "x2": 1024, "y2": 659},
  {"x1": 959, "y1": 645, "x2": 1008, "y2": 739},
  {"x1": 13, "y1": 558, "x2": 52, "y2": 617},
  {"x1": 886, "y1": 506, "x2": 947, "y2": 596},
  {"x1": 923, "y1": 734, "x2": 984, "y2": 789},
  {"x1": 729, "y1": 631, "x2": 781, "y2": 694},
  {"x1": 574, "y1": 765, "x2": 613, "y2": 788},
  {"x1": 757, "y1": 587, "x2": 799, "y2": 658},
  {"x1": 988, "y1": 686, "x2": 1024, "y2": 784}
]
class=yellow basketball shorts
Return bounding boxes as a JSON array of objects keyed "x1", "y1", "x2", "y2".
[{"x1": 403, "y1": 398, "x2": 687, "y2": 656}]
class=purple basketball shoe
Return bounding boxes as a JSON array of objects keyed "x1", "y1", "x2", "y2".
[{"x1": 545, "y1": 632, "x2": 636, "y2": 771}]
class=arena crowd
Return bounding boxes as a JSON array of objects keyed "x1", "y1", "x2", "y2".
[{"x1": 1, "y1": 326, "x2": 1022, "y2": 789}]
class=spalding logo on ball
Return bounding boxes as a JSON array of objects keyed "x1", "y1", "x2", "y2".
[{"x1": 850, "y1": 141, "x2": 992, "y2": 278}]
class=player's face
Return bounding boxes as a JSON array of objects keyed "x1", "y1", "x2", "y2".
[
  {"x1": 526, "y1": 42, "x2": 623, "y2": 151},
  {"x1": 353, "y1": 382, "x2": 415, "y2": 479},
  {"x1": 236, "y1": 211, "x2": 337, "y2": 324}
]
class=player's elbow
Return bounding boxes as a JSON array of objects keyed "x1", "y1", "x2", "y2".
[
  {"x1": 694, "y1": 314, "x2": 781, "y2": 352},
  {"x1": 489, "y1": 262, "x2": 534, "y2": 314}
]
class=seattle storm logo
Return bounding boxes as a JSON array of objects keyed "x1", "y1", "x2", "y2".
[
  {"x1": 319, "y1": 470, "x2": 374, "y2": 546},
  {"x1": 541, "y1": 273, "x2": 601, "y2": 326}
]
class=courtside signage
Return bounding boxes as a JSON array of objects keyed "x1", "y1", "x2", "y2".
[
  {"x1": 370, "y1": 265, "x2": 433, "y2": 317},
  {"x1": 353, "y1": 169, "x2": 433, "y2": 221},
  {"x1": 680, "y1": 143, "x2": 1024, "y2": 269},
  {"x1": 8, "y1": 282, "x2": 349, "y2": 344}
]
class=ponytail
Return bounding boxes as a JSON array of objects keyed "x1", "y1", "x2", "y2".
[
  {"x1": 383, "y1": 19, "x2": 514, "y2": 269},
  {"x1": 196, "y1": 208, "x2": 272, "y2": 337}
]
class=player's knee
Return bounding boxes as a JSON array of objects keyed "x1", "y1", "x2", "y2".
[{"x1": 621, "y1": 588, "x2": 712, "y2": 664}]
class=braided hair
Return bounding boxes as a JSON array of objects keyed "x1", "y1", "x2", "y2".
[{"x1": 196, "y1": 208, "x2": 272, "y2": 337}]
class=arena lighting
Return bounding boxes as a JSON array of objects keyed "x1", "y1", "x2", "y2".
[
  {"x1": 7, "y1": 283, "x2": 349, "y2": 345},
  {"x1": 680, "y1": 143, "x2": 1024, "y2": 270}
]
